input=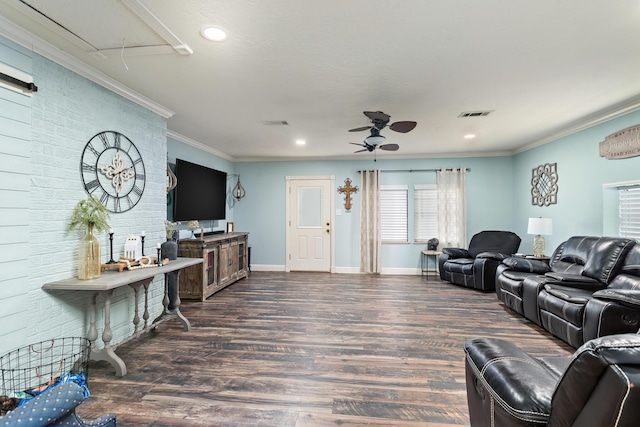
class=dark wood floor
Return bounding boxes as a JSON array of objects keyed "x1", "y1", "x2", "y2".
[{"x1": 78, "y1": 272, "x2": 572, "y2": 426}]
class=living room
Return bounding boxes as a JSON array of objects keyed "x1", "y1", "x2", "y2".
[{"x1": 1, "y1": 1, "x2": 640, "y2": 425}]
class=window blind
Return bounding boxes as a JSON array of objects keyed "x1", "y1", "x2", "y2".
[
  {"x1": 620, "y1": 186, "x2": 640, "y2": 241},
  {"x1": 414, "y1": 184, "x2": 438, "y2": 243},
  {"x1": 380, "y1": 185, "x2": 408, "y2": 242}
]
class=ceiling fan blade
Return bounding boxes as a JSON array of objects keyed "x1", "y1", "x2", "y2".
[
  {"x1": 354, "y1": 148, "x2": 368, "y2": 153},
  {"x1": 349, "y1": 142, "x2": 365, "y2": 147},
  {"x1": 348, "y1": 126, "x2": 372, "y2": 132},
  {"x1": 378, "y1": 143, "x2": 399, "y2": 151},
  {"x1": 389, "y1": 121, "x2": 417, "y2": 133},
  {"x1": 363, "y1": 111, "x2": 391, "y2": 123}
]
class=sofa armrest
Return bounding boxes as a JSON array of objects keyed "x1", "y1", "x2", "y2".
[
  {"x1": 464, "y1": 337, "x2": 558, "y2": 424},
  {"x1": 502, "y1": 257, "x2": 551, "y2": 274},
  {"x1": 593, "y1": 289, "x2": 640, "y2": 309},
  {"x1": 542, "y1": 272, "x2": 605, "y2": 291},
  {"x1": 476, "y1": 251, "x2": 508, "y2": 261},
  {"x1": 442, "y1": 247, "x2": 470, "y2": 259}
]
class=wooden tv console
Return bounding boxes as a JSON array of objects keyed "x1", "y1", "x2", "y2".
[{"x1": 178, "y1": 232, "x2": 249, "y2": 300}]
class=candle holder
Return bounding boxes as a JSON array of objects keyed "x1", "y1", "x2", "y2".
[
  {"x1": 156, "y1": 247, "x2": 162, "y2": 266},
  {"x1": 106, "y1": 232, "x2": 116, "y2": 264},
  {"x1": 141, "y1": 235, "x2": 145, "y2": 256}
]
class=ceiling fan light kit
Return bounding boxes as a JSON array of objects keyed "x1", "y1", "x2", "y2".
[{"x1": 349, "y1": 111, "x2": 417, "y2": 154}]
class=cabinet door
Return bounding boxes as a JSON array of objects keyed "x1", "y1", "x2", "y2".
[
  {"x1": 237, "y1": 238, "x2": 247, "y2": 276},
  {"x1": 229, "y1": 241, "x2": 239, "y2": 279},
  {"x1": 219, "y1": 241, "x2": 230, "y2": 285},
  {"x1": 204, "y1": 245, "x2": 219, "y2": 292}
]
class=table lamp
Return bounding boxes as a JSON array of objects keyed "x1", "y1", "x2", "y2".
[{"x1": 528, "y1": 217, "x2": 552, "y2": 258}]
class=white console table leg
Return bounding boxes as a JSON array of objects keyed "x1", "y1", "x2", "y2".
[
  {"x1": 89, "y1": 289, "x2": 127, "y2": 377},
  {"x1": 173, "y1": 269, "x2": 191, "y2": 331}
]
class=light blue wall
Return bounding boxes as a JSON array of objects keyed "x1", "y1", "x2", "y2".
[
  {"x1": 166, "y1": 137, "x2": 236, "y2": 237},
  {"x1": 233, "y1": 155, "x2": 515, "y2": 271},
  {"x1": 0, "y1": 34, "x2": 168, "y2": 356},
  {"x1": 513, "y1": 110, "x2": 640, "y2": 254}
]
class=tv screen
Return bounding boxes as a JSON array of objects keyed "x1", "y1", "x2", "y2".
[{"x1": 173, "y1": 159, "x2": 227, "y2": 221}]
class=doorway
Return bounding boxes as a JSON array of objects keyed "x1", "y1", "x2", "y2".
[{"x1": 285, "y1": 176, "x2": 335, "y2": 272}]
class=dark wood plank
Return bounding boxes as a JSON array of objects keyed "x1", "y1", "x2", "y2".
[{"x1": 77, "y1": 272, "x2": 572, "y2": 426}]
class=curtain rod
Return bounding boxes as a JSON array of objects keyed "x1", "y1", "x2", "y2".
[{"x1": 356, "y1": 168, "x2": 471, "y2": 173}]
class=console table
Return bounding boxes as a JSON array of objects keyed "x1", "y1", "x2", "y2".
[{"x1": 43, "y1": 257, "x2": 202, "y2": 377}]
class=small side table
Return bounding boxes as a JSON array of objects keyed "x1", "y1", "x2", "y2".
[{"x1": 421, "y1": 250, "x2": 442, "y2": 279}]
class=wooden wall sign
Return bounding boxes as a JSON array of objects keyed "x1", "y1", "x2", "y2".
[
  {"x1": 599, "y1": 124, "x2": 640, "y2": 159},
  {"x1": 337, "y1": 178, "x2": 358, "y2": 212}
]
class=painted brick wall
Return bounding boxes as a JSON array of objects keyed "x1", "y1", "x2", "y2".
[
  {"x1": 0, "y1": 38, "x2": 32, "y2": 351},
  {"x1": 0, "y1": 35, "x2": 168, "y2": 357}
]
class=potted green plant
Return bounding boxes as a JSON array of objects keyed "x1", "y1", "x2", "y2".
[{"x1": 68, "y1": 196, "x2": 110, "y2": 279}]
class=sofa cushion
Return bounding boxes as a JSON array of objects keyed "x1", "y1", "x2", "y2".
[
  {"x1": 444, "y1": 258, "x2": 474, "y2": 274},
  {"x1": 503, "y1": 257, "x2": 551, "y2": 274},
  {"x1": 467, "y1": 230, "x2": 521, "y2": 258},
  {"x1": 539, "y1": 285, "x2": 594, "y2": 326},
  {"x1": 581, "y1": 237, "x2": 634, "y2": 284}
]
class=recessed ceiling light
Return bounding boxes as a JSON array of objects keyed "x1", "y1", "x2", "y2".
[
  {"x1": 200, "y1": 26, "x2": 227, "y2": 41},
  {"x1": 295, "y1": 139, "x2": 306, "y2": 146},
  {"x1": 464, "y1": 134, "x2": 476, "y2": 139}
]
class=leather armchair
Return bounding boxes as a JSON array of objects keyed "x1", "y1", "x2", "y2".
[
  {"x1": 438, "y1": 231, "x2": 521, "y2": 291},
  {"x1": 1, "y1": 382, "x2": 116, "y2": 427},
  {"x1": 465, "y1": 333, "x2": 640, "y2": 426}
]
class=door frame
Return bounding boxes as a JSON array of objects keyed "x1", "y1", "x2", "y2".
[{"x1": 285, "y1": 175, "x2": 336, "y2": 273}]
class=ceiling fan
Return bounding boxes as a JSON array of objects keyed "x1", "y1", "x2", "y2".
[{"x1": 349, "y1": 111, "x2": 417, "y2": 153}]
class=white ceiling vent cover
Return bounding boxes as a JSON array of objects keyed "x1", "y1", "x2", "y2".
[{"x1": 458, "y1": 111, "x2": 494, "y2": 118}]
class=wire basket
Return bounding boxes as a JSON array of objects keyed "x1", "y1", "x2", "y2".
[{"x1": 0, "y1": 337, "x2": 90, "y2": 396}]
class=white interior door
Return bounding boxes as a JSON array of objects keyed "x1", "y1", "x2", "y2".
[{"x1": 287, "y1": 178, "x2": 333, "y2": 272}]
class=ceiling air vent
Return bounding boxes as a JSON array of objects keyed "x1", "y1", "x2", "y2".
[
  {"x1": 458, "y1": 110, "x2": 493, "y2": 118},
  {"x1": 262, "y1": 120, "x2": 289, "y2": 126}
]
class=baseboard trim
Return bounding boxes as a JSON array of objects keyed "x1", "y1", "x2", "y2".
[{"x1": 249, "y1": 265, "x2": 423, "y2": 276}]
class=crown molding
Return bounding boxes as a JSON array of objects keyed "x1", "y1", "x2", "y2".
[
  {"x1": 167, "y1": 130, "x2": 235, "y2": 162},
  {"x1": 0, "y1": 14, "x2": 175, "y2": 119},
  {"x1": 513, "y1": 95, "x2": 640, "y2": 155}
]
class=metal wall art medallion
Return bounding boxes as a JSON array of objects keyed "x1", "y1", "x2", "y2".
[{"x1": 531, "y1": 163, "x2": 558, "y2": 207}]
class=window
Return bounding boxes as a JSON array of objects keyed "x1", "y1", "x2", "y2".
[
  {"x1": 380, "y1": 185, "x2": 408, "y2": 242},
  {"x1": 620, "y1": 186, "x2": 640, "y2": 241},
  {"x1": 414, "y1": 184, "x2": 438, "y2": 242}
]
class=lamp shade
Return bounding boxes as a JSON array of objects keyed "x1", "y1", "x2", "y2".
[{"x1": 527, "y1": 217, "x2": 553, "y2": 235}]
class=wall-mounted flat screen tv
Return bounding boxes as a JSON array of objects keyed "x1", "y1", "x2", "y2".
[{"x1": 173, "y1": 159, "x2": 227, "y2": 221}]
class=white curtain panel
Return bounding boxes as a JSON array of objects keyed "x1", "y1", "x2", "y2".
[
  {"x1": 360, "y1": 170, "x2": 381, "y2": 273},
  {"x1": 437, "y1": 168, "x2": 467, "y2": 248}
]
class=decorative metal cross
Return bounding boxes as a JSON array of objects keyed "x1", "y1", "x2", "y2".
[{"x1": 337, "y1": 178, "x2": 359, "y2": 212}]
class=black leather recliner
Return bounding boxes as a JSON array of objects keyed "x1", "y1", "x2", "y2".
[
  {"x1": 439, "y1": 231, "x2": 521, "y2": 291},
  {"x1": 465, "y1": 333, "x2": 640, "y2": 426}
]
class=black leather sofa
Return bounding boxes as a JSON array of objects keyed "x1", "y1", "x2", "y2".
[
  {"x1": 464, "y1": 333, "x2": 640, "y2": 426},
  {"x1": 496, "y1": 236, "x2": 637, "y2": 347},
  {"x1": 438, "y1": 231, "x2": 521, "y2": 291}
]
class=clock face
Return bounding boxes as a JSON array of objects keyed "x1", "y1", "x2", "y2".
[{"x1": 80, "y1": 131, "x2": 146, "y2": 213}]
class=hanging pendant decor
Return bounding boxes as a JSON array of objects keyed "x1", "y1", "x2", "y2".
[
  {"x1": 232, "y1": 175, "x2": 246, "y2": 201},
  {"x1": 166, "y1": 163, "x2": 177, "y2": 193}
]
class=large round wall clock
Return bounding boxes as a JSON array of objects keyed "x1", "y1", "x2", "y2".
[{"x1": 80, "y1": 131, "x2": 146, "y2": 213}]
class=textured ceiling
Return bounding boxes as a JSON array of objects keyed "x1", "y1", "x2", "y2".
[{"x1": 1, "y1": 0, "x2": 640, "y2": 161}]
